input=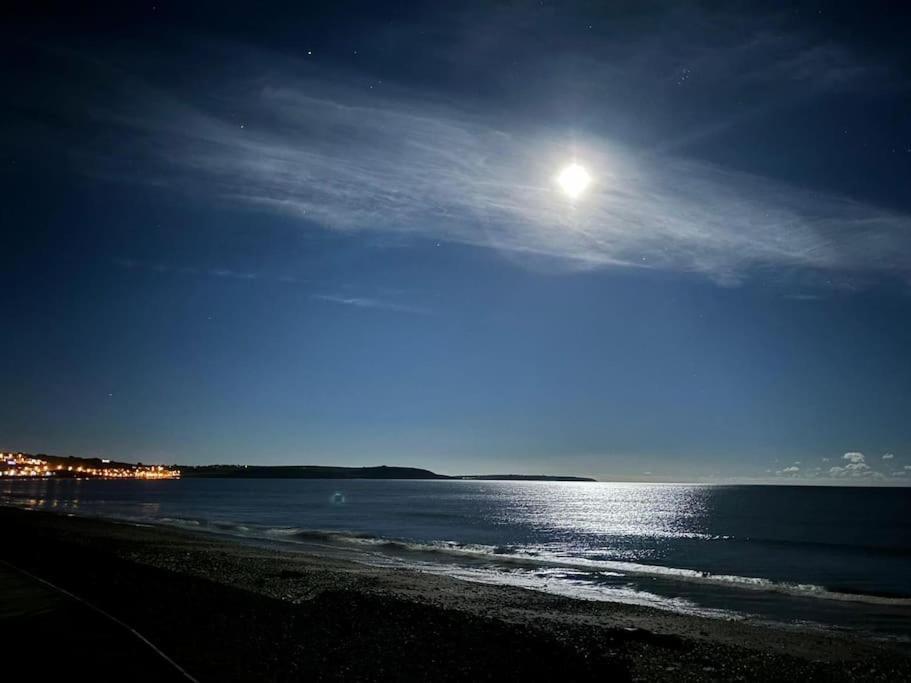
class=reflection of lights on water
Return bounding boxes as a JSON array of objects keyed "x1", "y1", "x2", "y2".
[
  {"x1": 486, "y1": 483, "x2": 710, "y2": 539},
  {"x1": 331, "y1": 491, "x2": 346, "y2": 505}
]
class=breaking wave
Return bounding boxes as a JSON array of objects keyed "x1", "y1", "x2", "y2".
[{"x1": 145, "y1": 517, "x2": 911, "y2": 608}]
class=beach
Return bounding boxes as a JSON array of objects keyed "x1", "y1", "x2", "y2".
[{"x1": 1, "y1": 507, "x2": 908, "y2": 681}]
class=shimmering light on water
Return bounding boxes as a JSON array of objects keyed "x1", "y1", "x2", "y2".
[{"x1": 483, "y1": 482, "x2": 710, "y2": 536}]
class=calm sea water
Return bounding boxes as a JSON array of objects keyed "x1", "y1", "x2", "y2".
[{"x1": 3, "y1": 479, "x2": 910, "y2": 640}]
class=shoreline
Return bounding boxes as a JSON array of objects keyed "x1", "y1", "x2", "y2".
[
  {"x1": 6, "y1": 494, "x2": 909, "y2": 631},
  {"x1": 2, "y1": 506, "x2": 909, "y2": 680}
]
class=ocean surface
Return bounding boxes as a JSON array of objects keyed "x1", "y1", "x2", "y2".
[{"x1": 3, "y1": 479, "x2": 910, "y2": 640}]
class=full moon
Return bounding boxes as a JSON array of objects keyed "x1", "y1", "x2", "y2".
[{"x1": 556, "y1": 163, "x2": 592, "y2": 199}]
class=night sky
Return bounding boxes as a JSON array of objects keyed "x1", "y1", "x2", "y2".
[{"x1": 2, "y1": 1, "x2": 910, "y2": 482}]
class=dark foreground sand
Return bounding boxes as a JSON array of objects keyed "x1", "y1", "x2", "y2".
[{"x1": 1, "y1": 507, "x2": 908, "y2": 681}]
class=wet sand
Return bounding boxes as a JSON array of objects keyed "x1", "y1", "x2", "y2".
[{"x1": 1, "y1": 507, "x2": 908, "y2": 681}]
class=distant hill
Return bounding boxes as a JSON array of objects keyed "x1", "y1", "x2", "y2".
[
  {"x1": 457, "y1": 474, "x2": 597, "y2": 482},
  {"x1": 178, "y1": 465, "x2": 450, "y2": 480},
  {"x1": 34, "y1": 453, "x2": 140, "y2": 470},
  {"x1": 180, "y1": 465, "x2": 595, "y2": 481},
  {"x1": 179, "y1": 465, "x2": 596, "y2": 481}
]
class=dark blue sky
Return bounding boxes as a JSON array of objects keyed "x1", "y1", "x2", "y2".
[{"x1": 2, "y1": 1, "x2": 910, "y2": 482}]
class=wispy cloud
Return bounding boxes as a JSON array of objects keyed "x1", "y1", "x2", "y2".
[
  {"x1": 784, "y1": 293, "x2": 824, "y2": 302},
  {"x1": 113, "y1": 257, "x2": 298, "y2": 284},
  {"x1": 48, "y1": 14, "x2": 909, "y2": 289},
  {"x1": 310, "y1": 294, "x2": 430, "y2": 316},
  {"x1": 102, "y1": 75, "x2": 910, "y2": 287},
  {"x1": 112, "y1": 257, "x2": 427, "y2": 313}
]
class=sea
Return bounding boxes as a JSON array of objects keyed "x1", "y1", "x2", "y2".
[{"x1": 3, "y1": 478, "x2": 909, "y2": 641}]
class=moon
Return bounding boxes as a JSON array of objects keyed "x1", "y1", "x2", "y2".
[{"x1": 556, "y1": 163, "x2": 592, "y2": 199}]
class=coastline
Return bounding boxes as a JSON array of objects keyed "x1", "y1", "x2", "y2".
[{"x1": 2, "y1": 506, "x2": 909, "y2": 681}]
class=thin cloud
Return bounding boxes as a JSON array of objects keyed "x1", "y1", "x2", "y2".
[
  {"x1": 208, "y1": 268, "x2": 258, "y2": 281},
  {"x1": 784, "y1": 294, "x2": 824, "y2": 302},
  {"x1": 310, "y1": 294, "x2": 431, "y2": 316},
  {"x1": 113, "y1": 257, "x2": 292, "y2": 284},
  {"x1": 87, "y1": 65, "x2": 911, "y2": 288}
]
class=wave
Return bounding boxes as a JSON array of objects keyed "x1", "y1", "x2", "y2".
[{"x1": 165, "y1": 520, "x2": 911, "y2": 607}]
